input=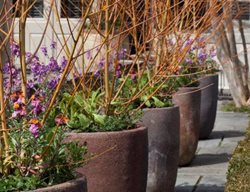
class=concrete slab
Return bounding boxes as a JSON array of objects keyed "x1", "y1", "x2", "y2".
[
  {"x1": 195, "y1": 176, "x2": 226, "y2": 192},
  {"x1": 175, "y1": 111, "x2": 248, "y2": 192},
  {"x1": 197, "y1": 138, "x2": 222, "y2": 149},
  {"x1": 175, "y1": 175, "x2": 200, "y2": 192}
]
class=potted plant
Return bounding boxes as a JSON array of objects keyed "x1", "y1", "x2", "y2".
[
  {"x1": 130, "y1": 73, "x2": 180, "y2": 192},
  {"x1": 59, "y1": 60, "x2": 148, "y2": 192},
  {"x1": 196, "y1": 45, "x2": 219, "y2": 139},
  {"x1": 171, "y1": 37, "x2": 204, "y2": 166},
  {"x1": 0, "y1": 41, "x2": 87, "y2": 191},
  {"x1": 175, "y1": 36, "x2": 219, "y2": 140}
]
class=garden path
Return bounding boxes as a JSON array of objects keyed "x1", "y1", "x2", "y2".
[{"x1": 175, "y1": 109, "x2": 249, "y2": 192}]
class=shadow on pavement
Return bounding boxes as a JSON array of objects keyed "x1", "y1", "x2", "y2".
[
  {"x1": 175, "y1": 184, "x2": 224, "y2": 192},
  {"x1": 209, "y1": 130, "x2": 245, "y2": 139},
  {"x1": 188, "y1": 153, "x2": 231, "y2": 167}
]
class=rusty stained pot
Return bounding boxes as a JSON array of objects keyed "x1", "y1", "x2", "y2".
[
  {"x1": 32, "y1": 177, "x2": 87, "y2": 192},
  {"x1": 173, "y1": 87, "x2": 201, "y2": 166},
  {"x1": 198, "y1": 74, "x2": 218, "y2": 139},
  {"x1": 66, "y1": 126, "x2": 148, "y2": 192},
  {"x1": 141, "y1": 106, "x2": 180, "y2": 192}
]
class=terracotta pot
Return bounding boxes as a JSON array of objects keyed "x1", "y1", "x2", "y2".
[
  {"x1": 173, "y1": 87, "x2": 201, "y2": 166},
  {"x1": 66, "y1": 126, "x2": 148, "y2": 192},
  {"x1": 198, "y1": 74, "x2": 218, "y2": 139},
  {"x1": 141, "y1": 106, "x2": 180, "y2": 192},
  {"x1": 33, "y1": 177, "x2": 87, "y2": 192}
]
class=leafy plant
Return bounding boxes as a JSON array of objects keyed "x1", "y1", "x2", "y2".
[
  {"x1": 0, "y1": 42, "x2": 86, "y2": 191},
  {"x1": 176, "y1": 37, "x2": 219, "y2": 87},
  {"x1": 59, "y1": 89, "x2": 142, "y2": 132}
]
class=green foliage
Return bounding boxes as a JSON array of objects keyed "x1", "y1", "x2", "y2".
[
  {"x1": 221, "y1": 101, "x2": 250, "y2": 113},
  {"x1": 59, "y1": 90, "x2": 142, "y2": 132},
  {"x1": 225, "y1": 125, "x2": 250, "y2": 192},
  {"x1": 119, "y1": 74, "x2": 173, "y2": 109},
  {"x1": 0, "y1": 120, "x2": 87, "y2": 191}
]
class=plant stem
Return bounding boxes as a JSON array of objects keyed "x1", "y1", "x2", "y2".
[
  {"x1": 104, "y1": 0, "x2": 110, "y2": 114},
  {"x1": 19, "y1": 0, "x2": 27, "y2": 101},
  {"x1": 0, "y1": 50, "x2": 10, "y2": 173}
]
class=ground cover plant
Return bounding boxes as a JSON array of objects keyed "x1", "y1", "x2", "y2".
[{"x1": 225, "y1": 124, "x2": 250, "y2": 192}]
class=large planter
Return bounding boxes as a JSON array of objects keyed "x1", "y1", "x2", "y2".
[
  {"x1": 198, "y1": 74, "x2": 219, "y2": 139},
  {"x1": 33, "y1": 176, "x2": 87, "y2": 192},
  {"x1": 173, "y1": 87, "x2": 201, "y2": 166},
  {"x1": 66, "y1": 126, "x2": 148, "y2": 192},
  {"x1": 141, "y1": 106, "x2": 180, "y2": 192}
]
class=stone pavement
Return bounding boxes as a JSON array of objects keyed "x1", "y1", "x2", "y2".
[{"x1": 175, "y1": 111, "x2": 249, "y2": 192}]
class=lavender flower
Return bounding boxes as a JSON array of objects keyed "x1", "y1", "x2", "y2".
[
  {"x1": 10, "y1": 43, "x2": 20, "y2": 57},
  {"x1": 60, "y1": 56, "x2": 67, "y2": 72},
  {"x1": 198, "y1": 51, "x2": 208, "y2": 63},
  {"x1": 47, "y1": 77, "x2": 59, "y2": 89},
  {"x1": 41, "y1": 46, "x2": 48, "y2": 56},
  {"x1": 98, "y1": 58, "x2": 105, "y2": 68},
  {"x1": 50, "y1": 41, "x2": 57, "y2": 49},
  {"x1": 48, "y1": 57, "x2": 60, "y2": 72}
]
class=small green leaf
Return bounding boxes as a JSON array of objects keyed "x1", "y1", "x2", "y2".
[{"x1": 152, "y1": 96, "x2": 165, "y2": 108}]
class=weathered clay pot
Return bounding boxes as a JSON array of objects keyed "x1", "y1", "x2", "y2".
[
  {"x1": 173, "y1": 87, "x2": 201, "y2": 166},
  {"x1": 33, "y1": 176, "x2": 87, "y2": 192},
  {"x1": 66, "y1": 126, "x2": 148, "y2": 192},
  {"x1": 141, "y1": 106, "x2": 180, "y2": 192},
  {"x1": 198, "y1": 74, "x2": 218, "y2": 139}
]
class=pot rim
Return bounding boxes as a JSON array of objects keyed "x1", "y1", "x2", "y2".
[
  {"x1": 32, "y1": 176, "x2": 87, "y2": 192},
  {"x1": 66, "y1": 125, "x2": 147, "y2": 135},
  {"x1": 142, "y1": 105, "x2": 179, "y2": 112}
]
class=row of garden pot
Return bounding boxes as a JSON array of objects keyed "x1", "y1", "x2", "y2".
[{"x1": 63, "y1": 74, "x2": 218, "y2": 192}]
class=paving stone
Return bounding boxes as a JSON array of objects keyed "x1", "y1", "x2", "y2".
[
  {"x1": 197, "y1": 139, "x2": 221, "y2": 149},
  {"x1": 175, "y1": 175, "x2": 200, "y2": 192},
  {"x1": 197, "y1": 145, "x2": 236, "y2": 155},
  {"x1": 221, "y1": 136, "x2": 244, "y2": 145},
  {"x1": 175, "y1": 111, "x2": 248, "y2": 192},
  {"x1": 177, "y1": 165, "x2": 228, "y2": 176},
  {"x1": 195, "y1": 175, "x2": 226, "y2": 192}
]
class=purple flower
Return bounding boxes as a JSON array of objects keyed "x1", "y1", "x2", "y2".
[
  {"x1": 29, "y1": 124, "x2": 40, "y2": 138},
  {"x1": 98, "y1": 59, "x2": 105, "y2": 68},
  {"x1": 31, "y1": 95, "x2": 45, "y2": 116},
  {"x1": 12, "y1": 96, "x2": 27, "y2": 118},
  {"x1": 30, "y1": 62, "x2": 47, "y2": 77},
  {"x1": 184, "y1": 38, "x2": 194, "y2": 47},
  {"x1": 115, "y1": 64, "x2": 122, "y2": 78},
  {"x1": 209, "y1": 47, "x2": 217, "y2": 58},
  {"x1": 10, "y1": 43, "x2": 20, "y2": 57},
  {"x1": 130, "y1": 71, "x2": 136, "y2": 81},
  {"x1": 198, "y1": 51, "x2": 208, "y2": 63},
  {"x1": 119, "y1": 48, "x2": 127, "y2": 59},
  {"x1": 41, "y1": 46, "x2": 48, "y2": 56},
  {"x1": 48, "y1": 57, "x2": 60, "y2": 72},
  {"x1": 47, "y1": 77, "x2": 59, "y2": 89},
  {"x1": 94, "y1": 70, "x2": 100, "y2": 77},
  {"x1": 50, "y1": 41, "x2": 56, "y2": 49},
  {"x1": 86, "y1": 50, "x2": 92, "y2": 60},
  {"x1": 12, "y1": 108, "x2": 27, "y2": 118},
  {"x1": 60, "y1": 56, "x2": 67, "y2": 71},
  {"x1": 185, "y1": 58, "x2": 193, "y2": 65},
  {"x1": 28, "y1": 119, "x2": 42, "y2": 138}
]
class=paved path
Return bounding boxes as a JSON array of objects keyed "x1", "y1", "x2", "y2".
[{"x1": 175, "y1": 111, "x2": 249, "y2": 192}]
